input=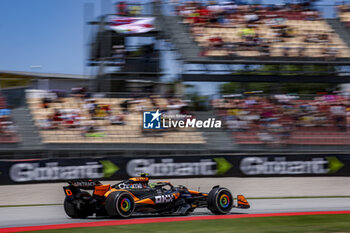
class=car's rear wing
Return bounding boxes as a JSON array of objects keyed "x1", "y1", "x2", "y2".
[{"x1": 67, "y1": 180, "x2": 102, "y2": 190}]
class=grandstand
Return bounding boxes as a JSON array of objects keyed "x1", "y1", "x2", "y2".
[
  {"x1": 2, "y1": 0, "x2": 350, "y2": 158},
  {"x1": 213, "y1": 95, "x2": 350, "y2": 146},
  {"x1": 180, "y1": 3, "x2": 350, "y2": 58},
  {"x1": 140, "y1": 1, "x2": 350, "y2": 150},
  {"x1": 27, "y1": 93, "x2": 205, "y2": 145}
]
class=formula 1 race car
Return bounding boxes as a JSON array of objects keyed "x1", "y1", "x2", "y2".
[{"x1": 63, "y1": 174, "x2": 250, "y2": 218}]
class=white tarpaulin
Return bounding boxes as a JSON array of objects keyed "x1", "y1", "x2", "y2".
[{"x1": 108, "y1": 16, "x2": 155, "y2": 34}]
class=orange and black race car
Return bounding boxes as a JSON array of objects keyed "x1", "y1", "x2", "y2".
[{"x1": 63, "y1": 174, "x2": 250, "y2": 218}]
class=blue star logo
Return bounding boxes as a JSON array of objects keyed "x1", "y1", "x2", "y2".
[{"x1": 143, "y1": 110, "x2": 161, "y2": 129}]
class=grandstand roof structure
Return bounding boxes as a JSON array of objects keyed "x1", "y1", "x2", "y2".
[
  {"x1": 87, "y1": 9, "x2": 164, "y2": 92},
  {"x1": 0, "y1": 71, "x2": 90, "y2": 80}
]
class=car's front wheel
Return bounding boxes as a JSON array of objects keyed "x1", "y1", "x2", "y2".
[{"x1": 207, "y1": 187, "x2": 233, "y2": 215}]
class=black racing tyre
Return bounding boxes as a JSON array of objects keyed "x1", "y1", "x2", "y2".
[
  {"x1": 105, "y1": 191, "x2": 135, "y2": 218},
  {"x1": 207, "y1": 187, "x2": 233, "y2": 215},
  {"x1": 64, "y1": 191, "x2": 91, "y2": 218}
]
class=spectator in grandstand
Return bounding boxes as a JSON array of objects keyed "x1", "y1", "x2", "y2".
[
  {"x1": 226, "y1": 118, "x2": 249, "y2": 132},
  {"x1": 257, "y1": 131, "x2": 275, "y2": 145},
  {"x1": 38, "y1": 118, "x2": 54, "y2": 130},
  {"x1": 1, "y1": 121, "x2": 17, "y2": 136},
  {"x1": 337, "y1": 3, "x2": 350, "y2": 14},
  {"x1": 280, "y1": 122, "x2": 293, "y2": 142},
  {"x1": 109, "y1": 112, "x2": 126, "y2": 125},
  {"x1": 60, "y1": 109, "x2": 82, "y2": 129},
  {"x1": 244, "y1": 13, "x2": 259, "y2": 24},
  {"x1": 259, "y1": 40, "x2": 271, "y2": 56},
  {"x1": 148, "y1": 96, "x2": 159, "y2": 110},
  {"x1": 82, "y1": 124, "x2": 104, "y2": 138},
  {"x1": 91, "y1": 104, "x2": 111, "y2": 120},
  {"x1": 0, "y1": 103, "x2": 15, "y2": 132},
  {"x1": 239, "y1": 26, "x2": 255, "y2": 39},
  {"x1": 83, "y1": 98, "x2": 96, "y2": 117},
  {"x1": 209, "y1": 36, "x2": 224, "y2": 49},
  {"x1": 282, "y1": 46, "x2": 289, "y2": 57},
  {"x1": 323, "y1": 45, "x2": 338, "y2": 61},
  {"x1": 167, "y1": 98, "x2": 187, "y2": 116},
  {"x1": 71, "y1": 87, "x2": 90, "y2": 99},
  {"x1": 0, "y1": 108, "x2": 11, "y2": 118},
  {"x1": 0, "y1": 125, "x2": 9, "y2": 137},
  {"x1": 50, "y1": 109, "x2": 62, "y2": 129},
  {"x1": 41, "y1": 97, "x2": 51, "y2": 109},
  {"x1": 129, "y1": 5, "x2": 141, "y2": 16},
  {"x1": 116, "y1": 1, "x2": 128, "y2": 16},
  {"x1": 120, "y1": 99, "x2": 129, "y2": 113},
  {"x1": 38, "y1": 91, "x2": 64, "y2": 110},
  {"x1": 130, "y1": 98, "x2": 148, "y2": 112},
  {"x1": 303, "y1": 10, "x2": 320, "y2": 21},
  {"x1": 330, "y1": 103, "x2": 346, "y2": 131}
]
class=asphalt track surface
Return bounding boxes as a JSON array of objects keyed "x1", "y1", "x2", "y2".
[{"x1": 0, "y1": 198, "x2": 350, "y2": 229}]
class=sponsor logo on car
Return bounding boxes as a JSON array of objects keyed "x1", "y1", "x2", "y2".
[
  {"x1": 155, "y1": 194, "x2": 173, "y2": 204},
  {"x1": 70, "y1": 181, "x2": 98, "y2": 187},
  {"x1": 118, "y1": 183, "x2": 144, "y2": 189}
]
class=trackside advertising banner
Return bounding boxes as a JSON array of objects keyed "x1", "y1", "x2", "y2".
[{"x1": 0, "y1": 155, "x2": 350, "y2": 185}]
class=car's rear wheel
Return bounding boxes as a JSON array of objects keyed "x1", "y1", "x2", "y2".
[
  {"x1": 207, "y1": 187, "x2": 233, "y2": 215},
  {"x1": 105, "y1": 191, "x2": 135, "y2": 218},
  {"x1": 64, "y1": 191, "x2": 91, "y2": 218}
]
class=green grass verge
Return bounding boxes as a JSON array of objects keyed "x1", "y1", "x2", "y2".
[{"x1": 27, "y1": 214, "x2": 350, "y2": 233}]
